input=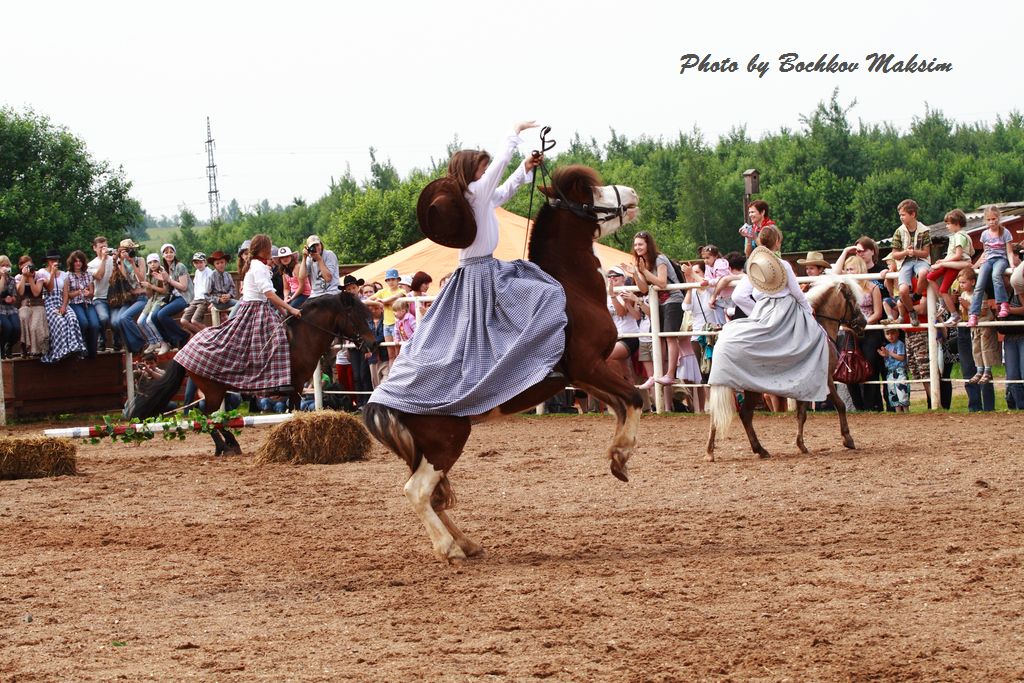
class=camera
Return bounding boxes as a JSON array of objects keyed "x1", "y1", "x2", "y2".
[
  {"x1": 106, "y1": 247, "x2": 115, "y2": 256},
  {"x1": 0, "y1": 266, "x2": 9, "y2": 274}
]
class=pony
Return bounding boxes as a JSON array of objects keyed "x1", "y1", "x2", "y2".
[
  {"x1": 705, "y1": 276, "x2": 866, "y2": 461},
  {"x1": 124, "y1": 292, "x2": 377, "y2": 455},
  {"x1": 364, "y1": 165, "x2": 642, "y2": 564}
]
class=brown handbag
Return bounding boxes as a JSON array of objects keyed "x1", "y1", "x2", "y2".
[{"x1": 833, "y1": 334, "x2": 873, "y2": 384}]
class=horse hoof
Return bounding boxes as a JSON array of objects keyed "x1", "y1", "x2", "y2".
[
  {"x1": 462, "y1": 544, "x2": 486, "y2": 559},
  {"x1": 797, "y1": 444, "x2": 809, "y2": 454},
  {"x1": 609, "y1": 459, "x2": 630, "y2": 482},
  {"x1": 704, "y1": 453, "x2": 715, "y2": 462},
  {"x1": 844, "y1": 438, "x2": 856, "y2": 449},
  {"x1": 438, "y1": 544, "x2": 468, "y2": 565},
  {"x1": 757, "y1": 450, "x2": 771, "y2": 459}
]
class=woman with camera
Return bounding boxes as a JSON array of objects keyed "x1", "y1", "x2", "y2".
[
  {"x1": 0, "y1": 255, "x2": 21, "y2": 358},
  {"x1": 152, "y1": 243, "x2": 194, "y2": 351},
  {"x1": 40, "y1": 248, "x2": 86, "y2": 364},
  {"x1": 111, "y1": 239, "x2": 149, "y2": 354},
  {"x1": 15, "y1": 254, "x2": 48, "y2": 356}
]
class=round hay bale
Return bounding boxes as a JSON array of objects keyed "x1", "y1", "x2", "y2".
[
  {"x1": 0, "y1": 437, "x2": 77, "y2": 480},
  {"x1": 253, "y1": 411, "x2": 372, "y2": 465}
]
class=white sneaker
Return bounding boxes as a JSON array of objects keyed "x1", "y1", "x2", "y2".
[{"x1": 155, "y1": 342, "x2": 171, "y2": 355}]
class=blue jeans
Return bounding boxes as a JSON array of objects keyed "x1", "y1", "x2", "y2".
[
  {"x1": 1004, "y1": 334, "x2": 1024, "y2": 410},
  {"x1": 970, "y1": 257, "x2": 1009, "y2": 315},
  {"x1": 0, "y1": 312, "x2": 20, "y2": 353},
  {"x1": 155, "y1": 296, "x2": 189, "y2": 347},
  {"x1": 115, "y1": 295, "x2": 148, "y2": 353},
  {"x1": 290, "y1": 294, "x2": 308, "y2": 309},
  {"x1": 93, "y1": 298, "x2": 114, "y2": 349},
  {"x1": 956, "y1": 327, "x2": 994, "y2": 411},
  {"x1": 70, "y1": 302, "x2": 101, "y2": 357}
]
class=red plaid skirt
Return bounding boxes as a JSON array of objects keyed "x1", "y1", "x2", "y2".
[{"x1": 175, "y1": 300, "x2": 291, "y2": 390}]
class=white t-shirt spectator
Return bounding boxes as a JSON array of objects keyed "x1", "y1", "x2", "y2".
[
  {"x1": 192, "y1": 267, "x2": 213, "y2": 301},
  {"x1": 87, "y1": 255, "x2": 114, "y2": 299}
]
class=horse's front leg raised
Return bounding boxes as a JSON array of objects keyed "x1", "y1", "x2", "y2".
[
  {"x1": 795, "y1": 400, "x2": 810, "y2": 454},
  {"x1": 739, "y1": 391, "x2": 770, "y2": 458},
  {"x1": 574, "y1": 367, "x2": 644, "y2": 482}
]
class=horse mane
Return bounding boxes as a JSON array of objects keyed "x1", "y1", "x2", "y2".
[
  {"x1": 286, "y1": 291, "x2": 361, "y2": 330},
  {"x1": 805, "y1": 275, "x2": 861, "y2": 309},
  {"x1": 528, "y1": 165, "x2": 604, "y2": 263}
]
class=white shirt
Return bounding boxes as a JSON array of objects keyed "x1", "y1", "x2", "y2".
[
  {"x1": 607, "y1": 295, "x2": 640, "y2": 337},
  {"x1": 459, "y1": 132, "x2": 534, "y2": 260},
  {"x1": 192, "y1": 266, "x2": 213, "y2": 300},
  {"x1": 242, "y1": 259, "x2": 275, "y2": 302},
  {"x1": 732, "y1": 260, "x2": 812, "y2": 316},
  {"x1": 87, "y1": 255, "x2": 113, "y2": 298}
]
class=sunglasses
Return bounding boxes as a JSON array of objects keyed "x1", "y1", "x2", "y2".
[{"x1": 634, "y1": 231, "x2": 650, "y2": 239}]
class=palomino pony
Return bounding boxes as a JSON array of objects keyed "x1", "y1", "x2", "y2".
[
  {"x1": 705, "y1": 276, "x2": 866, "y2": 461},
  {"x1": 125, "y1": 292, "x2": 376, "y2": 454},
  {"x1": 364, "y1": 165, "x2": 642, "y2": 564}
]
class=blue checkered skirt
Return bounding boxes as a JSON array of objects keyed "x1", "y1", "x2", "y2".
[{"x1": 368, "y1": 256, "x2": 567, "y2": 416}]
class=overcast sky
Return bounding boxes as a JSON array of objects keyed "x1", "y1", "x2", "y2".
[{"x1": 2, "y1": 0, "x2": 1020, "y2": 220}]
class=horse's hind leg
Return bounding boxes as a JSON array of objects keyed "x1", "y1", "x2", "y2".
[
  {"x1": 576, "y1": 376, "x2": 642, "y2": 482},
  {"x1": 795, "y1": 400, "x2": 810, "y2": 454},
  {"x1": 211, "y1": 429, "x2": 225, "y2": 456},
  {"x1": 706, "y1": 423, "x2": 717, "y2": 462},
  {"x1": 828, "y1": 379, "x2": 855, "y2": 449},
  {"x1": 428, "y1": 469, "x2": 484, "y2": 558},
  {"x1": 739, "y1": 391, "x2": 770, "y2": 458}
]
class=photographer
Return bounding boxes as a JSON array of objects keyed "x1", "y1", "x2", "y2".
[
  {"x1": 87, "y1": 236, "x2": 117, "y2": 352},
  {"x1": 15, "y1": 254, "x2": 48, "y2": 356},
  {"x1": 294, "y1": 235, "x2": 339, "y2": 299},
  {"x1": 111, "y1": 239, "x2": 149, "y2": 354},
  {"x1": 0, "y1": 255, "x2": 21, "y2": 357}
]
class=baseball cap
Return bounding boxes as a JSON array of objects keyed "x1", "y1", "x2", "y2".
[
  {"x1": 192, "y1": 252, "x2": 207, "y2": 262},
  {"x1": 306, "y1": 235, "x2": 323, "y2": 248}
]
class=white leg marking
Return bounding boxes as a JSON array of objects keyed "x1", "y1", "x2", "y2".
[{"x1": 404, "y1": 458, "x2": 464, "y2": 562}]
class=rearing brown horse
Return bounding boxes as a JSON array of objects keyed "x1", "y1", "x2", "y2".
[
  {"x1": 364, "y1": 165, "x2": 643, "y2": 564},
  {"x1": 125, "y1": 292, "x2": 377, "y2": 454}
]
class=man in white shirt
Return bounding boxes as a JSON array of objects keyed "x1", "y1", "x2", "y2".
[
  {"x1": 295, "y1": 235, "x2": 340, "y2": 299},
  {"x1": 87, "y1": 235, "x2": 117, "y2": 351},
  {"x1": 180, "y1": 252, "x2": 213, "y2": 334}
]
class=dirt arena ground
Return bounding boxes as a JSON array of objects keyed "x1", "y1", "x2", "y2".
[{"x1": 2, "y1": 411, "x2": 1023, "y2": 681}]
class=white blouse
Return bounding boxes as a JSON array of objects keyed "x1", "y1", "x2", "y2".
[
  {"x1": 242, "y1": 259, "x2": 274, "y2": 302},
  {"x1": 459, "y1": 132, "x2": 534, "y2": 260}
]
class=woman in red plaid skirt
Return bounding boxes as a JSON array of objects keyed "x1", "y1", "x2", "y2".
[{"x1": 175, "y1": 234, "x2": 302, "y2": 391}]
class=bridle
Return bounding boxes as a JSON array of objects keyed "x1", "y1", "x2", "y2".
[
  {"x1": 813, "y1": 284, "x2": 865, "y2": 337},
  {"x1": 283, "y1": 299, "x2": 370, "y2": 350},
  {"x1": 523, "y1": 127, "x2": 631, "y2": 259}
]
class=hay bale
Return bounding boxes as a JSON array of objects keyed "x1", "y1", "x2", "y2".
[
  {"x1": 0, "y1": 437, "x2": 77, "y2": 480},
  {"x1": 254, "y1": 411, "x2": 372, "y2": 465}
]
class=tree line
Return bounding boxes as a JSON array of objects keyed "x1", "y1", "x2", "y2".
[{"x1": 5, "y1": 91, "x2": 1024, "y2": 268}]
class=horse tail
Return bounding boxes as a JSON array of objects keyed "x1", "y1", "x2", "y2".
[
  {"x1": 708, "y1": 385, "x2": 737, "y2": 436},
  {"x1": 123, "y1": 361, "x2": 186, "y2": 419}
]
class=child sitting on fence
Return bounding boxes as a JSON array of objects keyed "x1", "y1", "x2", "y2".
[
  {"x1": 968, "y1": 205, "x2": 1014, "y2": 327},
  {"x1": 138, "y1": 254, "x2": 169, "y2": 355},
  {"x1": 925, "y1": 209, "x2": 972, "y2": 325},
  {"x1": 878, "y1": 328, "x2": 910, "y2": 412}
]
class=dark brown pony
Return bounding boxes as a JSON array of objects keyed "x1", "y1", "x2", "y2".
[
  {"x1": 125, "y1": 292, "x2": 376, "y2": 454},
  {"x1": 364, "y1": 165, "x2": 643, "y2": 564},
  {"x1": 705, "y1": 277, "x2": 866, "y2": 461}
]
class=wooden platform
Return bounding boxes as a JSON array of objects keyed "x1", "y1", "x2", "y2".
[{"x1": 1, "y1": 353, "x2": 127, "y2": 419}]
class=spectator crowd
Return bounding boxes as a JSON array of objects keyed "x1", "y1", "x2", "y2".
[{"x1": 3, "y1": 197, "x2": 1024, "y2": 415}]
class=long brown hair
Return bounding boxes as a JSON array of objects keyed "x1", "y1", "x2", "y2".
[
  {"x1": 66, "y1": 250, "x2": 88, "y2": 273},
  {"x1": 447, "y1": 149, "x2": 491, "y2": 193},
  {"x1": 250, "y1": 234, "x2": 273, "y2": 262},
  {"x1": 632, "y1": 231, "x2": 662, "y2": 270}
]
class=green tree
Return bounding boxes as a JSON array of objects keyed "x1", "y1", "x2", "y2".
[{"x1": 0, "y1": 107, "x2": 142, "y2": 259}]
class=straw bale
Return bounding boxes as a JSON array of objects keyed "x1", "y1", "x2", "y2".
[
  {"x1": 0, "y1": 437, "x2": 78, "y2": 480},
  {"x1": 254, "y1": 411, "x2": 371, "y2": 465}
]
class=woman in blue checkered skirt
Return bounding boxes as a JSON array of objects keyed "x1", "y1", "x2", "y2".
[
  {"x1": 175, "y1": 234, "x2": 302, "y2": 391},
  {"x1": 368, "y1": 122, "x2": 567, "y2": 416}
]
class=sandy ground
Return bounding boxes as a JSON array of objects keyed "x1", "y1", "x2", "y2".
[{"x1": 2, "y1": 411, "x2": 1023, "y2": 681}]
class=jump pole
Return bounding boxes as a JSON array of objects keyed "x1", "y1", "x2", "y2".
[{"x1": 42, "y1": 413, "x2": 294, "y2": 439}]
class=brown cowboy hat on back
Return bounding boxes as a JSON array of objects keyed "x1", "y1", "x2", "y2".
[{"x1": 416, "y1": 177, "x2": 477, "y2": 249}]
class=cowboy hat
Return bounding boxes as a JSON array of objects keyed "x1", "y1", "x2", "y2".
[
  {"x1": 745, "y1": 245, "x2": 787, "y2": 295},
  {"x1": 209, "y1": 250, "x2": 228, "y2": 263},
  {"x1": 343, "y1": 274, "x2": 364, "y2": 287},
  {"x1": 796, "y1": 251, "x2": 830, "y2": 268},
  {"x1": 416, "y1": 177, "x2": 477, "y2": 249},
  {"x1": 277, "y1": 246, "x2": 294, "y2": 258},
  {"x1": 44, "y1": 248, "x2": 61, "y2": 261},
  {"x1": 118, "y1": 238, "x2": 140, "y2": 249}
]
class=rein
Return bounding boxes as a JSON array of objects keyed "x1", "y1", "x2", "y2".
[
  {"x1": 813, "y1": 285, "x2": 863, "y2": 337},
  {"x1": 284, "y1": 310, "x2": 366, "y2": 349},
  {"x1": 522, "y1": 126, "x2": 632, "y2": 258}
]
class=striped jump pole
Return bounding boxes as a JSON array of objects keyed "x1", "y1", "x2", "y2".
[{"x1": 43, "y1": 413, "x2": 295, "y2": 439}]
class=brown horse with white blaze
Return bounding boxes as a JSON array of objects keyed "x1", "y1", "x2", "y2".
[
  {"x1": 364, "y1": 165, "x2": 642, "y2": 564},
  {"x1": 705, "y1": 276, "x2": 866, "y2": 461}
]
